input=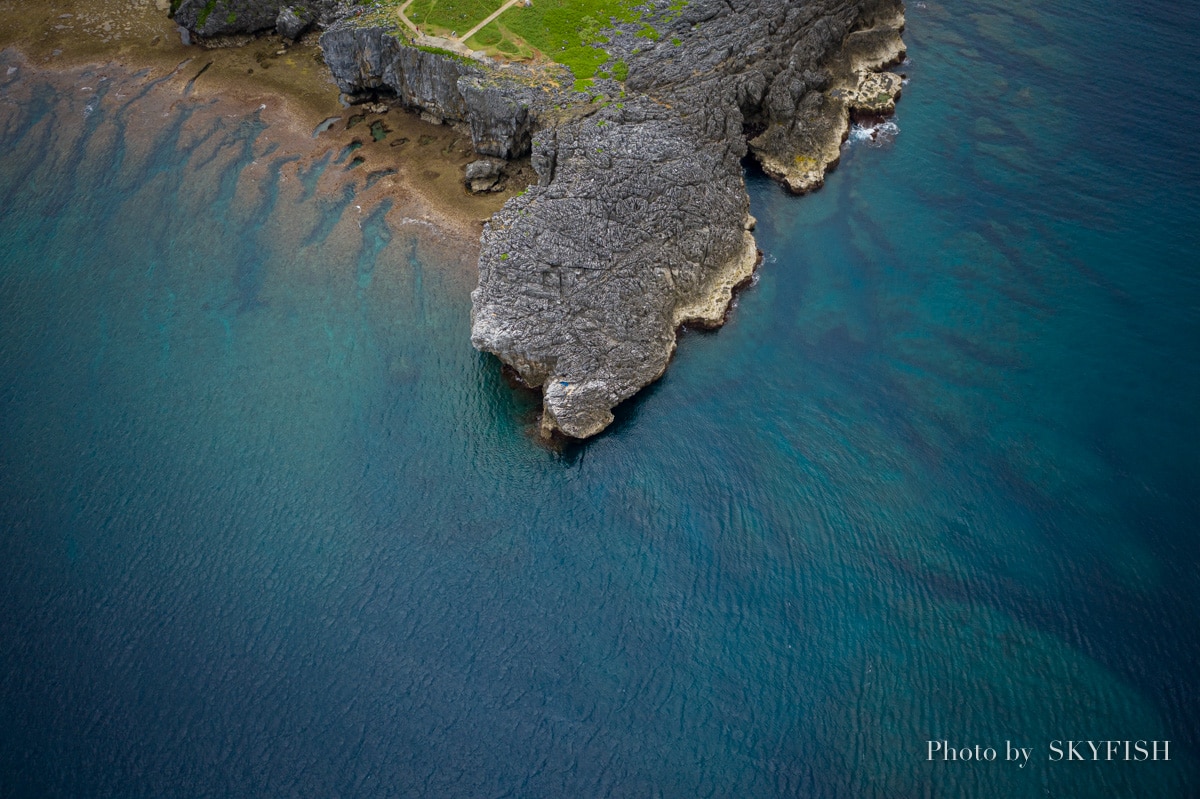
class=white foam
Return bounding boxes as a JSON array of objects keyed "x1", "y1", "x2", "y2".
[
  {"x1": 396, "y1": 217, "x2": 437, "y2": 229},
  {"x1": 849, "y1": 119, "x2": 900, "y2": 147}
]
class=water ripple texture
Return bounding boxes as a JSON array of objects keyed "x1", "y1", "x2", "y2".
[{"x1": 1, "y1": 0, "x2": 1198, "y2": 795}]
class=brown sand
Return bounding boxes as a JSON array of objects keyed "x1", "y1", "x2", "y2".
[{"x1": 0, "y1": 0, "x2": 528, "y2": 253}]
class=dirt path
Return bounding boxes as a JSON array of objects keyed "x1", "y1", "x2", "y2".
[
  {"x1": 456, "y1": 0, "x2": 523, "y2": 45},
  {"x1": 395, "y1": 0, "x2": 420, "y2": 36}
]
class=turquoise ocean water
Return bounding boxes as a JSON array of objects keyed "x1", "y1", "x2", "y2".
[{"x1": 1, "y1": 0, "x2": 1197, "y2": 796}]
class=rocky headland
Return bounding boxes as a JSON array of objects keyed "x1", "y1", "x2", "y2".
[{"x1": 172, "y1": 0, "x2": 906, "y2": 439}]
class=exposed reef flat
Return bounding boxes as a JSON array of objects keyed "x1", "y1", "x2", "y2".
[
  {"x1": 320, "y1": 0, "x2": 906, "y2": 438},
  {"x1": 0, "y1": 0, "x2": 522, "y2": 250}
]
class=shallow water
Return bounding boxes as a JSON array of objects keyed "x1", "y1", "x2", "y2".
[{"x1": 1, "y1": 0, "x2": 1198, "y2": 795}]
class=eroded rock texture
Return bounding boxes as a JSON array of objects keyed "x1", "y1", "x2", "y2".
[
  {"x1": 473, "y1": 95, "x2": 758, "y2": 437},
  {"x1": 320, "y1": 21, "x2": 569, "y2": 159},
  {"x1": 319, "y1": 0, "x2": 905, "y2": 438},
  {"x1": 173, "y1": 0, "x2": 343, "y2": 39}
]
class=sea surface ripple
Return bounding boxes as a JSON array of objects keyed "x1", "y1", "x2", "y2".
[{"x1": 1, "y1": 0, "x2": 1198, "y2": 795}]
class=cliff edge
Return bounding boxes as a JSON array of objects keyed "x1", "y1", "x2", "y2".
[
  {"x1": 172, "y1": 0, "x2": 345, "y2": 40},
  {"x1": 470, "y1": 0, "x2": 905, "y2": 437},
  {"x1": 180, "y1": 0, "x2": 906, "y2": 439}
]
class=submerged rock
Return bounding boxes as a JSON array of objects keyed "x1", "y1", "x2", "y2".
[{"x1": 314, "y1": 0, "x2": 906, "y2": 438}]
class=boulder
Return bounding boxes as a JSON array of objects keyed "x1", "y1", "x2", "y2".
[
  {"x1": 275, "y1": 6, "x2": 310, "y2": 40},
  {"x1": 464, "y1": 159, "x2": 503, "y2": 193}
]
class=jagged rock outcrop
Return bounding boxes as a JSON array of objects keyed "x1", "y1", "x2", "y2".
[
  {"x1": 315, "y1": 0, "x2": 905, "y2": 438},
  {"x1": 173, "y1": 0, "x2": 342, "y2": 39},
  {"x1": 464, "y1": 159, "x2": 504, "y2": 193},
  {"x1": 472, "y1": 95, "x2": 758, "y2": 437},
  {"x1": 319, "y1": 21, "x2": 566, "y2": 159},
  {"x1": 745, "y1": 3, "x2": 906, "y2": 192},
  {"x1": 275, "y1": 6, "x2": 310, "y2": 40}
]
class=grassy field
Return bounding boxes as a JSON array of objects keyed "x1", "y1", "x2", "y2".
[
  {"x1": 389, "y1": 0, "x2": 669, "y2": 87},
  {"x1": 405, "y1": 0, "x2": 501, "y2": 34}
]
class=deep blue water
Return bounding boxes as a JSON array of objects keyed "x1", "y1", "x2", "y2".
[{"x1": 1, "y1": 0, "x2": 1198, "y2": 796}]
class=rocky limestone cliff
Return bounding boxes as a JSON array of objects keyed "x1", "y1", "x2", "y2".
[
  {"x1": 472, "y1": 95, "x2": 758, "y2": 438},
  {"x1": 318, "y1": 0, "x2": 906, "y2": 438},
  {"x1": 320, "y1": 21, "x2": 566, "y2": 159},
  {"x1": 173, "y1": 0, "x2": 343, "y2": 40}
]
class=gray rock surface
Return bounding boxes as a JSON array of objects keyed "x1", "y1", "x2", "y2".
[
  {"x1": 275, "y1": 6, "x2": 309, "y2": 40},
  {"x1": 319, "y1": 20, "x2": 569, "y2": 159},
  {"x1": 172, "y1": 0, "x2": 342, "y2": 39},
  {"x1": 464, "y1": 159, "x2": 503, "y2": 193},
  {"x1": 472, "y1": 95, "x2": 758, "y2": 437},
  {"x1": 314, "y1": 0, "x2": 906, "y2": 438}
]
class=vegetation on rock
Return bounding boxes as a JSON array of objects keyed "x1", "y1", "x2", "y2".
[{"x1": 375, "y1": 0, "x2": 658, "y2": 85}]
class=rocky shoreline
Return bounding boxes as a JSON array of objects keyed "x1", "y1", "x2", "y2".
[
  {"x1": 24, "y1": 0, "x2": 907, "y2": 440},
  {"x1": 0, "y1": 0, "x2": 530, "y2": 254},
  {"x1": 312, "y1": 0, "x2": 906, "y2": 438}
]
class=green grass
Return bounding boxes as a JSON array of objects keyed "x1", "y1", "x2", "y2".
[
  {"x1": 499, "y1": 0, "x2": 645, "y2": 88},
  {"x1": 196, "y1": 0, "x2": 218, "y2": 26},
  {"x1": 405, "y1": 0, "x2": 499, "y2": 34},
  {"x1": 465, "y1": 20, "x2": 537, "y2": 60},
  {"x1": 413, "y1": 43, "x2": 478, "y2": 65},
  {"x1": 376, "y1": 0, "x2": 666, "y2": 86},
  {"x1": 635, "y1": 23, "x2": 660, "y2": 41}
]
